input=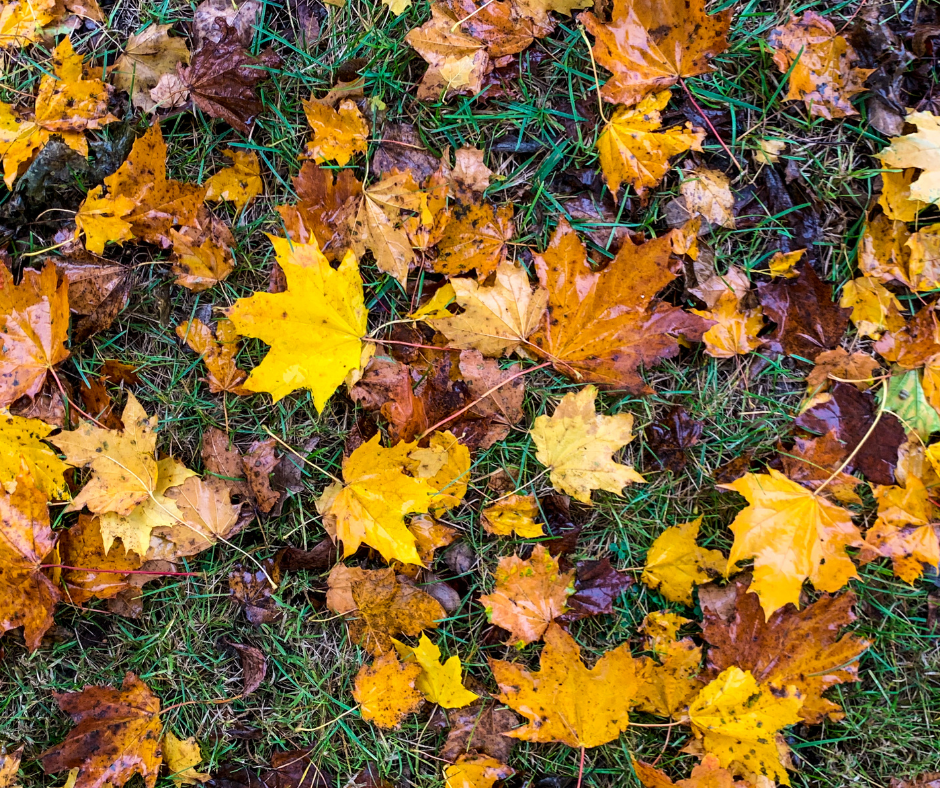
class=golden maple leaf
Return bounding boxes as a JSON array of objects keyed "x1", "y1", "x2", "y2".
[
  {"x1": 531, "y1": 385, "x2": 644, "y2": 504},
  {"x1": 580, "y1": 0, "x2": 732, "y2": 106},
  {"x1": 318, "y1": 435, "x2": 438, "y2": 565},
  {"x1": 226, "y1": 235, "x2": 368, "y2": 409},
  {"x1": 0, "y1": 0, "x2": 58, "y2": 48},
  {"x1": 353, "y1": 651, "x2": 423, "y2": 729},
  {"x1": 0, "y1": 469, "x2": 60, "y2": 652},
  {"x1": 408, "y1": 430, "x2": 470, "y2": 514},
  {"x1": 0, "y1": 262, "x2": 70, "y2": 408},
  {"x1": 433, "y1": 200, "x2": 514, "y2": 279},
  {"x1": 596, "y1": 91, "x2": 705, "y2": 199},
  {"x1": 641, "y1": 517, "x2": 726, "y2": 605},
  {"x1": 880, "y1": 168, "x2": 929, "y2": 221},
  {"x1": 427, "y1": 262, "x2": 549, "y2": 356},
  {"x1": 491, "y1": 623, "x2": 638, "y2": 748},
  {"x1": 407, "y1": 514, "x2": 458, "y2": 567},
  {"x1": 840, "y1": 276, "x2": 906, "y2": 340},
  {"x1": 393, "y1": 633, "x2": 479, "y2": 708},
  {"x1": 58, "y1": 514, "x2": 142, "y2": 604},
  {"x1": 405, "y1": 6, "x2": 490, "y2": 100},
  {"x1": 50, "y1": 392, "x2": 159, "y2": 517},
  {"x1": 444, "y1": 756, "x2": 514, "y2": 788},
  {"x1": 687, "y1": 667, "x2": 803, "y2": 785},
  {"x1": 161, "y1": 731, "x2": 209, "y2": 788},
  {"x1": 479, "y1": 544, "x2": 575, "y2": 646},
  {"x1": 301, "y1": 97, "x2": 369, "y2": 165},
  {"x1": 720, "y1": 469, "x2": 863, "y2": 617},
  {"x1": 481, "y1": 494, "x2": 544, "y2": 538},
  {"x1": 634, "y1": 638, "x2": 704, "y2": 719},
  {"x1": 689, "y1": 267, "x2": 764, "y2": 359},
  {"x1": 204, "y1": 149, "x2": 263, "y2": 213},
  {"x1": 878, "y1": 112, "x2": 940, "y2": 206},
  {"x1": 169, "y1": 217, "x2": 236, "y2": 293},
  {"x1": 176, "y1": 318, "x2": 250, "y2": 395},
  {"x1": 0, "y1": 412, "x2": 71, "y2": 502}
]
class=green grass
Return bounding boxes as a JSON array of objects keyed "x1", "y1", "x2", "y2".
[{"x1": 1, "y1": 0, "x2": 939, "y2": 785}]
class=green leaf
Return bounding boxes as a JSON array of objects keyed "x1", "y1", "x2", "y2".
[{"x1": 880, "y1": 369, "x2": 940, "y2": 440}]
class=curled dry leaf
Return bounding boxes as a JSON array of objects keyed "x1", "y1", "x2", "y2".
[
  {"x1": 204, "y1": 149, "x2": 263, "y2": 212},
  {"x1": 229, "y1": 558, "x2": 281, "y2": 626},
  {"x1": 176, "y1": 318, "x2": 251, "y2": 395},
  {"x1": 531, "y1": 385, "x2": 644, "y2": 504},
  {"x1": 301, "y1": 98, "x2": 368, "y2": 165},
  {"x1": 393, "y1": 633, "x2": 479, "y2": 708},
  {"x1": 353, "y1": 651, "x2": 423, "y2": 729},
  {"x1": 481, "y1": 494, "x2": 543, "y2": 538},
  {"x1": 641, "y1": 517, "x2": 726, "y2": 605}
]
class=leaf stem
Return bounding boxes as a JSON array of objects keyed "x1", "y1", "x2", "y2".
[{"x1": 677, "y1": 77, "x2": 742, "y2": 171}]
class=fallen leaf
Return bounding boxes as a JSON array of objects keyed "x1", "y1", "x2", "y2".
[
  {"x1": 444, "y1": 756, "x2": 514, "y2": 788},
  {"x1": 858, "y1": 214, "x2": 914, "y2": 287},
  {"x1": 301, "y1": 98, "x2": 368, "y2": 165},
  {"x1": 427, "y1": 262, "x2": 548, "y2": 356},
  {"x1": 318, "y1": 435, "x2": 438, "y2": 565},
  {"x1": 353, "y1": 651, "x2": 423, "y2": 728},
  {"x1": 433, "y1": 200, "x2": 514, "y2": 280},
  {"x1": 778, "y1": 431, "x2": 864, "y2": 505},
  {"x1": 201, "y1": 427, "x2": 252, "y2": 500},
  {"x1": 687, "y1": 666, "x2": 802, "y2": 784},
  {"x1": 170, "y1": 213, "x2": 236, "y2": 293},
  {"x1": 51, "y1": 392, "x2": 158, "y2": 517},
  {"x1": 58, "y1": 514, "x2": 141, "y2": 603},
  {"x1": 700, "y1": 576, "x2": 870, "y2": 724},
  {"x1": 0, "y1": 470, "x2": 60, "y2": 652},
  {"x1": 229, "y1": 559, "x2": 281, "y2": 625},
  {"x1": 226, "y1": 235, "x2": 368, "y2": 408},
  {"x1": 479, "y1": 544, "x2": 574, "y2": 646},
  {"x1": 690, "y1": 267, "x2": 764, "y2": 359},
  {"x1": 806, "y1": 348, "x2": 880, "y2": 393},
  {"x1": 641, "y1": 517, "x2": 726, "y2": 605},
  {"x1": 204, "y1": 148, "x2": 263, "y2": 212},
  {"x1": 874, "y1": 300, "x2": 940, "y2": 370},
  {"x1": 640, "y1": 609, "x2": 689, "y2": 653},
  {"x1": 326, "y1": 565, "x2": 446, "y2": 654},
  {"x1": 883, "y1": 368, "x2": 940, "y2": 440},
  {"x1": 242, "y1": 438, "x2": 281, "y2": 513},
  {"x1": 877, "y1": 111, "x2": 940, "y2": 206},
  {"x1": 530, "y1": 220, "x2": 710, "y2": 391},
  {"x1": 111, "y1": 24, "x2": 191, "y2": 111},
  {"x1": 0, "y1": 0, "x2": 58, "y2": 49},
  {"x1": 880, "y1": 168, "x2": 929, "y2": 221},
  {"x1": 0, "y1": 412, "x2": 70, "y2": 499},
  {"x1": 768, "y1": 249, "x2": 804, "y2": 278},
  {"x1": 179, "y1": 23, "x2": 280, "y2": 133},
  {"x1": 226, "y1": 640, "x2": 267, "y2": 697},
  {"x1": 769, "y1": 11, "x2": 874, "y2": 119},
  {"x1": 580, "y1": 0, "x2": 732, "y2": 106},
  {"x1": 162, "y1": 731, "x2": 209, "y2": 787},
  {"x1": 406, "y1": 515, "x2": 458, "y2": 566},
  {"x1": 840, "y1": 276, "x2": 906, "y2": 340},
  {"x1": 0, "y1": 262, "x2": 69, "y2": 407},
  {"x1": 406, "y1": 6, "x2": 490, "y2": 100},
  {"x1": 393, "y1": 633, "x2": 479, "y2": 708},
  {"x1": 40, "y1": 673, "x2": 163, "y2": 788},
  {"x1": 632, "y1": 754, "x2": 748, "y2": 788},
  {"x1": 0, "y1": 745, "x2": 22, "y2": 788},
  {"x1": 176, "y1": 318, "x2": 250, "y2": 395},
  {"x1": 54, "y1": 255, "x2": 133, "y2": 343},
  {"x1": 721, "y1": 469, "x2": 862, "y2": 617},
  {"x1": 644, "y1": 405, "x2": 703, "y2": 473},
  {"x1": 557, "y1": 557, "x2": 632, "y2": 623},
  {"x1": 634, "y1": 638, "x2": 704, "y2": 719},
  {"x1": 679, "y1": 167, "x2": 736, "y2": 229},
  {"x1": 193, "y1": 0, "x2": 261, "y2": 48},
  {"x1": 531, "y1": 385, "x2": 644, "y2": 504},
  {"x1": 596, "y1": 91, "x2": 704, "y2": 199},
  {"x1": 442, "y1": 702, "x2": 520, "y2": 763},
  {"x1": 491, "y1": 623, "x2": 637, "y2": 747},
  {"x1": 409, "y1": 430, "x2": 471, "y2": 514},
  {"x1": 481, "y1": 494, "x2": 543, "y2": 538}
]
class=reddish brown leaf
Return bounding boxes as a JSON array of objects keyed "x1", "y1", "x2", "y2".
[
  {"x1": 644, "y1": 405, "x2": 703, "y2": 472},
  {"x1": 58, "y1": 514, "x2": 141, "y2": 604},
  {"x1": 229, "y1": 558, "x2": 282, "y2": 626},
  {"x1": 243, "y1": 438, "x2": 281, "y2": 513},
  {"x1": 442, "y1": 701, "x2": 521, "y2": 763},
  {"x1": 557, "y1": 557, "x2": 632, "y2": 624},
  {"x1": 54, "y1": 255, "x2": 133, "y2": 344}
]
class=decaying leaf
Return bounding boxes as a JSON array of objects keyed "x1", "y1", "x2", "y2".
[
  {"x1": 434, "y1": 201, "x2": 514, "y2": 279},
  {"x1": 229, "y1": 558, "x2": 281, "y2": 625},
  {"x1": 301, "y1": 98, "x2": 368, "y2": 165},
  {"x1": 642, "y1": 517, "x2": 726, "y2": 605},
  {"x1": 353, "y1": 651, "x2": 423, "y2": 728},
  {"x1": 406, "y1": 6, "x2": 489, "y2": 100},
  {"x1": 204, "y1": 148, "x2": 263, "y2": 212},
  {"x1": 558, "y1": 557, "x2": 632, "y2": 624},
  {"x1": 442, "y1": 702, "x2": 520, "y2": 763},
  {"x1": 393, "y1": 633, "x2": 479, "y2": 708},
  {"x1": 58, "y1": 514, "x2": 141, "y2": 604},
  {"x1": 805, "y1": 348, "x2": 880, "y2": 393},
  {"x1": 0, "y1": 412, "x2": 70, "y2": 499},
  {"x1": 111, "y1": 24, "x2": 191, "y2": 111}
]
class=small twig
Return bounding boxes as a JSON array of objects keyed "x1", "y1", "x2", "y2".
[
  {"x1": 579, "y1": 25, "x2": 609, "y2": 124},
  {"x1": 677, "y1": 77, "x2": 743, "y2": 171}
]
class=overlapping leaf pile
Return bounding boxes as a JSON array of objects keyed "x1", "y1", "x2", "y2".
[{"x1": 1, "y1": 0, "x2": 939, "y2": 786}]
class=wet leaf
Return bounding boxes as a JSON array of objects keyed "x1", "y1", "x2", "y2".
[
  {"x1": 557, "y1": 557, "x2": 632, "y2": 624},
  {"x1": 162, "y1": 731, "x2": 209, "y2": 787},
  {"x1": 111, "y1": 24, "x2": 191, "y2": 111},
  {"x1": 442, "y1": 702, "x2": 520, "y2": 763},
  {"x1": 393, "y1": 633, "x2": 479, "y2": 708},
  {"x1": 444, "y1": 756, "x2": 514, "y2": 788},
  {"x1": 229, "y1": 558, "x2": 281, "y2": 626},
  {"x1": 644, "y1": 405, "x2": 703, "y2": 473},
  {"x1": 641, "y1": 517, "x2": 726, "y2": 605},
  {"x1": 0, "y1": 412, "x2": 70, "y2": 499},
  {"x1": 58, "y1": 514, "x2": 140, "y2": 604},
  {"x1": 434, "y1": 200, "x2": 514, "y2": 279},
  {"x1": 353, "y1": 651, "x2": 423, "y2": 728},
  {"x1": 481, "y1": 494, "x2": 543, "y2": 538},
  {"x1": 877, "y1": 112, "x2": 940, "y2": 206},
  {"x1": 205, "y1": 149, "x2": 263, "y2": 212},
  {"x1": 176, "y1": 318, "x2": 250, "y2": 395},
  {"x1": 406, "y1": 6, "x2": 490, "y2": 100},
  {"x1": 301, "y1": 98, "x2": 368, "y2": 165}
]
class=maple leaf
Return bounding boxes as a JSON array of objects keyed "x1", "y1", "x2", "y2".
[
  {"x1": 880, "y1": 168, "x2": 929, "y2": 221},
  {"x1": 0, "y1": 470, "x2": 60, "y2": 652},
  {"x1": 0, "y1": 262, "x2": 69, "y2": 407},
  {"x1": 204, "y1": 148, "x2": 263, "y2": 212},
  {"x1": 393, "y1": 633, "x2": 479, "y2": 708},
  {"x1": 644, "y1": 405, "x2": 703, "y2": 473},
  {"x1": 0, "y1": 745, "x2": 22, "y2": 788},
  {"x1": 491, "y1": 623, "x2": 637, "y2": 748},
  {"x1": 481, "y1": 494, "x2": 544, "y2": 538},
  {"x1": 162, "y1": 732, "x2": 209, "y2": 787},
  {"x1": 318, "y1": 435, "x2": 438, "y2": 565},
  {"x1": 406, "y1": 6, "x2": 490, "y2": 100},
  {"x1": 597, "y1": 90, "x2": 705, "y2": 200},
  {"x1": 687, "y1": 666, "x2": 803, "y2": 785},
  {"x1": 229, "y1": 558, "x2": 281, "y2": 625},
  {"x1": 406, "y1": 515, "x2": 458, "y2": 566},
  {"x1": 690, "y1": 267, "x2": 764, "y2": 359},
  {"x1": 326, "y1": 565, "x2": 446, "y2": 654},
  {"x1": 529, "y1": 220, "x2": 710, "y2": 391},
  {"x1": 169, "y1": 214, "x2": 236, "y2": 292},
  {"x1": 408, "y1": 430, "x2": 471, "y2": 514},
  {"x1": 768, "y1": 249, "x2": 804, "y2": 278},
  {"x1": 0, "y1": 0, "x2": 57, "y2": 48},
  {"x1": 176, "y1": 318, "x2": 250, "y2": 395},
  {"x1": 444, "y1": 756, "x2": 514, "y2": 788},
  {"x1": 768, "y1": 12, "x2": 873, "y2": 119},
  {"x1": 579, "y1": 0, "x2": 732, "y2": 106},
  {"x1": 634, "y1": 638, "x2": 703, "y2": 719},
  {"x1": 111, "y1": 24, "x2": 191, "y2": 111},
  {"x1": 641, "y1": 517, "x2": 726, "y2": 605},
  {"x1": 640, "y1": 609, "x2": 689, "y2": 654},
  {"x1": 74, "y1": 123, "x2": 207, "y2": 254},
  {"x1": 301, "y1": 97, "x2": 369, "y2": 165},
  {"x1": 806, "y1": 348, "x2": 880, "y2": 393},
  {"x1": 479, "y1": 544, "x2": 574, "y2": 646},
  {"x1": 0, "y1": 412, "x2": 70, "y2": 499},
  {"x1": 179, "y1": 22, "x2": 281, "y2": 133},
  {"x1": 678, "y1": 167, "x2": 736, "y2": 229},
  {"x1": 353, "y1": 650, "x2": 424, "y2": 728},
  {"x1": 427, "y1": 262, "x2": 548, "y2": 356},
  {"x1": 51, "y1": 392, "x2": 159, "y2": 517},
  {"x1": 558, "y1": 557, "x2": 632, "y2": 624},
  {"x1": 434, "y1": 201, "x2": 514, "y2": 279},
  {"x1": 58, "y1": 514, "x2": 141, "y2": 604},
  {"x1": 882, "y1": 369, "x2": 940, "y2": 440},
  {"x1": 226, "y1": 235, "x2": 368, "y2": 408},
  {"x1": 531, "y1": 385, "x2": 644, "y2": 504},
  {"x1": 720, "y1": 469, "x2": 863, "y2": 617},
  {"x1": 840, "y1": 276, "x2": 906, "y2": 339},
  {"x1": 40, "y1": 672, "x2": 163, "y2": 788},
  {"x1": 700, "y1": 576, "x2": 870, "y2": 724},
  {"x1": 874, "y1": 300, "x2": 940, "y2": 370},
  {"x1": 632, "y1": 754, "x2": 751, "y2": 788},
  {"x1": 442, "y1": 702, "x2": 520, "y2": 763}
]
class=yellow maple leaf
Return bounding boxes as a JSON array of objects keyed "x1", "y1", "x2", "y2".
[
  {"x1": 318, "y1": 435, "x2": 438, "y2": 565},
  {"x1": 353, "y1": 650, "x2": 423, "y2": 728},
  {"x1": 0, "y1": 413, "x2": 71, "y2": 500},
  {"x1": 0, "y1": 0, "x2": 58, "y2": 49},
  {"x1": 491, "y1": 623, "x2": 638, "y2": 748},
  {"x1": 50, "y1": 392, "x2": 159, "y2": 517},
  {"x1": 688, "y1": 666, "x2": 803, "y2": 785},
  {"x1": 444, "y1": 756, "x2": 514, "y2": 788},
  {"x1": 204, "y1": 149, "x2": 263, "y2": 213},
  {"x1": 634, "y1": 638, "x2": 703, "y2": 719},
  {"x1": 878, "y1": 111, "x2": 940, "y2": 206},
  {"x1": 226, "y1": 235, "x2": 368, "y2": 409},
  {"x1": 641, "y1": 517, "x2": 726, "y2": 606},
  {"x1": 879, "y1": 168, "x2": 929, "y2": 221},
  {"x1": 301, "y1": 98, "x2": 369, "y2": 165},
  {"x1": 690, "y1": 267, "x2": 763, "y2": 359},
  {"x1": 393, "y1": 633, "x2": 479, "y2": 708},
  {"x1": 596, "y1": 91, "x2": 705, "y2": 199},
  {"x1": 408, "y1": 284, "x2": 456, "y2": 320},
  {"x1": 408, "y1": 430, "x2": 470, "y2": 514},
  {"x1": 839, "y1": 276, "x2": 906, "y2": 340},
  {"x1": 768, "y1": 249, "x2": 804, "y2": 278},
  {"x1": 640, "y1": 610, "x2": 691, "y2": 655},
  {"x1": 721, "y1": 469, "x2": 863, "y2": 617},
  {"x1": 427, "y1": 262, "x2": 549, "y2": 356},
  {"x1": 679, "y1": 167, "x2": 735, "y2": 229},
  {"x1": 481, "y1": 494, "x2": 544, "y2": 538},
  {"x1": 532, "y1": 385, "x2": 645, "y2": 504},
  {"x1": 162, "y1": 731, "x2": 209, "y2": 787}
]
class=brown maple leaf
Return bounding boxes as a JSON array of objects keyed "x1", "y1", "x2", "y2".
[
  {"x1": 40, "y1": 672, "x2": 163, "y2": 788},
  {"x1": 442, "y1": 702, "x2": 521, "y2": 764},
  {"x1": 700, "y1": 576, "x2": 870, "y2": 723},
  {"x1": 54, "y1": 252, "x2": 133, "y2": 343},
  {"x1": 58, "y1": 514, "x2": 142, "y2": 604},
  {"x1": 433, "y1": 200, "x2": 514, "y2": 279},
  {"x1": 229, "y1": 558, "x2": 282, "y2": 626},
  {"x1": 529, "y1": 220, "x2": 711, "y2": 392},
  {"x1": 580, "y1": 0, "x2": 732, "y2": 106},
  {"x1": 179, "y1": 22, "x2": 281, "y2": 133},
  {"x1": 176, "y1": 318, "x2": 251, "y2": 395},
  {"x1": 0, "y1": 262, "x2": 69, "y2": 407}
]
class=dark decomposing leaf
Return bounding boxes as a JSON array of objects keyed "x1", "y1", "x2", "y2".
[
  {"x1": 54, "y1": 254, "x2": 133, "y2": 343},
  {"x1": 442, "y1": 701, "x2": 521, "y2": 763},
  {"x1": 277, "y1": 538, "x2": 337, "y2": 573},
  {"x1": 556, "y1": 558, "x2": 632, "y2": 624},
  {"x1": 224, "y1": 639, "x2": 267, "y2": 697},
  {"x1": 540, "y1": 494, "x2": 582, "y2": 557},
  {"x1": 645, "y1": 405, "x2": 703, "y2": 472},
  {"x1": 229, "y1": 559, "x2": 282, "y2": 626},
  {"x1": 243, "y1": 438, "x2": 281, "y2": 514}
]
